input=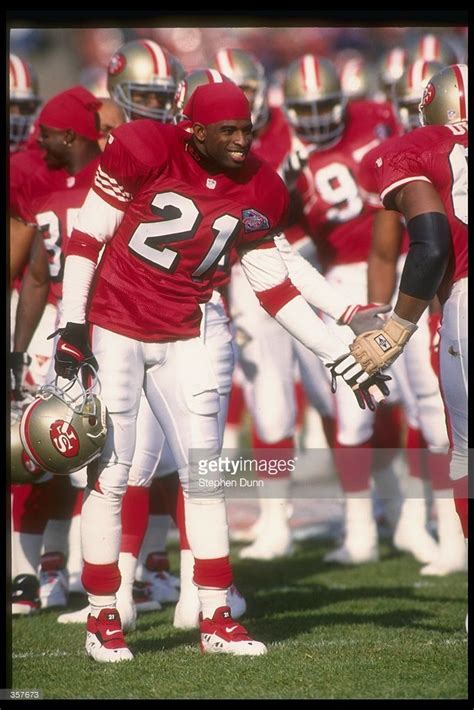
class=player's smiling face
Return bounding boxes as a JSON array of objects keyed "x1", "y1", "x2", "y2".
[{"x1": 193, "y1": 119, "x2": 253, "y2": 170}]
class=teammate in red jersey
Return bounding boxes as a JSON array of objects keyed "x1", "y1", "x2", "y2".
[
  {"x1": 284, "y1": 54, "x2": 402, "y2": 565},
  {"x1": 350, "y1": 65, "x2": 468, "y2": 622},
  {"x1": 49, "y1": 80, "x2": 387, "y2": 662},
  {"x1": 360, "y1": 60, "x2": 466, "y2": 576},
  {"x1": 10, "y1": 87, "x2": 108, "y2": 615}
]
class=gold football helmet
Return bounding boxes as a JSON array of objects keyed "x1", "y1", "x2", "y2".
[
  {"x1": 19, "y1": 369, "x2": 107, "y2": 475},
  {"x1": 407, "y1": 33, "x2": 459, "y2": 65},
  {"x1": 173, "y1": 68, "x2": 233, "y2": 124},
  {"x1": 419, "y1": 64, "x2": 468, "y2": 127},
  {"x1": 339, "y1": 57, "x2": 376, "y2": 101},
  {"x1": 283, "y1": 54, "x2": 346, "y2": 147},
  {"x1": 377, "y1": 47, "x2": 407, "y2": 100},
  {"x1": 11, "y1": 404, "x2": 47, "y2": 484},
  {"x1": 394, "y1": 60, "x2": 445, "y2": 130},
  {"x1": 107, "y1": 39, "x2": 185, "y2": 123},
  {"x1": 211, "y1": 48, "x2": 268, "y2": 132},
  {"x1": 9, "y1": 53, "x2": 41, "y2": 150}
]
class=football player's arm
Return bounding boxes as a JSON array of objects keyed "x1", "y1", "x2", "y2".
[
  {"x1": 11, "y1": 233, "x2": 50, "y2": 397},
  {"x1": 275, "y1": 233, "x2": 390, "y2": 334},
  {"x1": 10, "y1": 217, "x2": 37, "y2": 284},
  {"x1": 13, "y1": 232, "x2": 50, "y2": 352},
  {"x1": 390, "y1": 179, "x2": 451, "y2": 323},
  {"x1": 60, "y1": 189, "x2": 124, "y2": 325},
  {"x1": 349, "y1": 180, "x2": 451, "y2": 374},
  {"x1": 367, "y1": 210, "x2": 404, "y2": 304},
  {"x1": 239, "y1": 244, "x2": 390, "y2": 409}
]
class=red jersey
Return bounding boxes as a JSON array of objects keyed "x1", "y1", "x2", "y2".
[
  {"x1": 15, "y1": 157, "x2": 100, "y2": 302},
  {"x1": 359, "y1": 142, "x2": 409, "y2": 256},
  {"x1": 373, "y1": 123, "x2": 468, "y2": 301},
  {"x1": 295, "y1": 100, "x2": 401, "y2": 271},
  {"x1": 85, "y1": 120, "x2": 289, "y2": 341}
]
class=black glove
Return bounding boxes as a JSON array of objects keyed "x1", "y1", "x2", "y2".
[
  {"x1": 10, "y1": 351, "x2": 32, "y2": 401},
  {"x1": 326, "y1": 352, "x2": 392, "y2": 411},
  {"x1": 49, "y1": 322, "x2": 98, "y2": 380}
]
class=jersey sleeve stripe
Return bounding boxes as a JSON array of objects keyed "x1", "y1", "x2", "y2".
[{"x1": 380, "y1": 175, "x2": 431, "y2": 202}]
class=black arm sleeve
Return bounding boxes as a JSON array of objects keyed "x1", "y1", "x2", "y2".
[{"x1": 399, "y1": 212, "x2": 452, "y2": 301}]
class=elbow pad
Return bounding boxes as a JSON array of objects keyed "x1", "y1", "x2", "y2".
[{"x1": 399, "y1": 212, "x2": 452, "y2": 301}]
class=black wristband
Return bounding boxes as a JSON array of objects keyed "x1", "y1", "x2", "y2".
[{"x1": 399, "y1": 212, "x2": 452, "y2": 301}]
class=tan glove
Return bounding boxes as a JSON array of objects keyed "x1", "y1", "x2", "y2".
[{"x1": 349, "y1": 313, "x2": 418, "y2": 374}]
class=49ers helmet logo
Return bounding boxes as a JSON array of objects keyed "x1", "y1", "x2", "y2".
[
  {"x1": 421, "y1": 82, "x2": 436, "y2": 107},
  {"x1": 108, "y1": 52, "x2": 126, "y2": 76},
  {"x1": 50, "y1": 420, "x2": 80, "y2": 458}
]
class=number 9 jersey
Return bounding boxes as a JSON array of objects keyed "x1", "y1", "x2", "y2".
[
  {"x1": 76, "y1": 119, "x2": 289, "y2": 342},
  {"x1": 294, "y1": 100, "x2": 401, "y2": 272}
]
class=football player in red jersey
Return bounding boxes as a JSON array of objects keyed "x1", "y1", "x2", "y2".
[
  {"x1": 283, "y1": 53, "x2": 405, "y2": 565},
  {"x1": 10, "y1": 87, "x2": 110, "y2": 615},
  {"x1": 361, "y1": 60, "x2": 466, "y2": 576},
  {"x1": 50, "y1": 80, "x2": 388, "y2": 662},
  {"x1": 350, "y1": 66, "x2": 468, "y2": 624}
]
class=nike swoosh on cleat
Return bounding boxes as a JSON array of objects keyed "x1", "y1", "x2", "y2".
[
  {"x1": 225, "y1": 625, "x2": 239, "y2": 633},
  {"x1": 104, "y1": 629, "x2": 122, "y2": 637}
]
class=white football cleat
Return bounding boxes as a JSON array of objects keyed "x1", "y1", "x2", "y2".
[
  {"x1": 393, "y1": 499, "x2": 439, "y2": 564},
  {"x1": 324, "y1": 495, "x2": 379, "y2": 565},
  {"x1": 39, "y1": 568, "x2": 69, "y2": 609},
  {"x1": 58, "y1": 605, "x2": 89, "y2": 624},
  {"x1": 174, "y1": 584, "x2": 247, "y2": 629},
  {"x1": 323, "y1": 542, "x2": 379, "y2": 565},
  {"x1": 200, "y1": 606, "x2": 267, "y2": 656},
  {"x1": 142, "y1": 569, "x2": 180, "y2": 604},
  {"x1": 85, "y1": 608, "x2": 133, "y2": 663}
]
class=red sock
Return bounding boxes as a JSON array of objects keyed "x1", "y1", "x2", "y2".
[
  {"x1": 333, "y1": 438, "x2": 373, "y2": 492},
  {"x1": 406, "y1": 427, "x2": 426, "y2": 480},
  {"x1": 82, "y1": 560, "x2": 121, "y2": 595},
  {"x1": 193, "y1": 556, "x2": 232, "y2": 588},
  {"x1": 227, "y1": 383, "x2": 246, "y2": 426},
  {"x1": 175, "y1": 484, "x2": 190, "y2": 551},
  {"x1": 251, "y1": 431, "x2": 294, "y2": 480},
  {"x1": 120, "y1": 486, "x2": 150, "y2": 557},
  {"x1": 452, "y1": 477, "x2": 468, "y2": 538},
  {"x1": 11, "y1": 481, "x2": 53, "y2": 534}
]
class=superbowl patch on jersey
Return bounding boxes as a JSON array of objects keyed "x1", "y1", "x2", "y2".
[{"x1": 241, "y1": 208, "x2": 270, "y2": 233}]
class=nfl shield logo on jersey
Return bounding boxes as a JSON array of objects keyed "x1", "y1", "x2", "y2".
[{"x1": 242, "y1": 208, "x2": 270, "y2": 233}]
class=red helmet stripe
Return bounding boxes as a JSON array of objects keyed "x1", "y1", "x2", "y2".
[
  {"x1": 10, "y1": 54, "x2": 31, "y2": 91},
  {"x1": 302, "y1": 55, "x2": 320, "y2": 93},
  {"x1": 140, "y1": 40, "x2": 170, "y2": 78},
  {"x1": 452, "y1": 64, "x2": 467, "y2": 120},
  {"x1": 214, "y1": 49, "x2": 235, "y2": 77}
]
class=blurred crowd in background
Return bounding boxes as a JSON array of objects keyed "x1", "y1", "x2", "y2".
[{"x1": 9, "y1": 25, "x2": 468, "y2": 103}]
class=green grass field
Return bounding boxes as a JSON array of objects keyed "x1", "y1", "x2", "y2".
[{"x1": 11, "y1": 540, "x2": 467, "y2": 700}]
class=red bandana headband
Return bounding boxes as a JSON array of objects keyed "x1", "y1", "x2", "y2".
[
  {"x1": 182, "y1": 82, "x2": 251, "y2": 125},
  {"x1": 39, "y1": 86, "x2": 102, "y2": 141}
]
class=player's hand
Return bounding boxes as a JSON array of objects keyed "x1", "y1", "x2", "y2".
[
  {"x1": 10, "y1": 351, "x2": 32, "y2": 401},
  {"x1": 349, "y1": 314, "x2": 418, "y2": 375},
  {"x1": 338, "y1": 303, "x2": 392, "y2": 336},
  {"x1": 49, "y1": 322, "x2": 98, "y2": 380},
  {"x1": 325, "y1": 352, "x2": 391, "y2": 410}
]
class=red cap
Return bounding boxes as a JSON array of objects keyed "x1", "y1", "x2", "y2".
[
  {"x1": 39, "y1": 86, "x2": 102, "y2": 141},
  {"x1": 182, "y1": 82, "x2": 251, "y2": 126}
]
